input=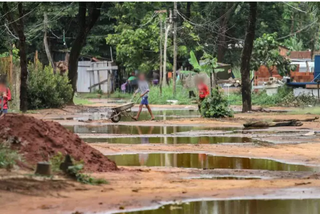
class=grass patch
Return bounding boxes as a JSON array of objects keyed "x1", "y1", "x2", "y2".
[
  {"x1": 73, "y1": 96, "x2": 93, "y2": 105},
  {"x1": 289, "y1": 107, "x2": 320, "y2": 115},
  {"x1": 148, "y1": 85, "x2": 193, "y2": 105},
  {"x1": 109, "y1": 90, "x2": 133, "y2": 99}
]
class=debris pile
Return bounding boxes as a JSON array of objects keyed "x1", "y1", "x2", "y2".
[{"x1": 0, "y1": 114, "x2": 117, "y2": 172}]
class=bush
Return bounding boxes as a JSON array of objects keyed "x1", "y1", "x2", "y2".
[
  {"x1": 27, "y1": 62, "x2": 73, "y2": 109},
  {"x1": 0, "y1": 142, "x2": 21, "y2": 169},
  {"x1": 200, "y1": 88, "x2": 233, "y2": 118}
]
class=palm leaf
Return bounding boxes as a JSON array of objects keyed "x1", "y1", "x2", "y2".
[{"x1": 188, "y1": 51, "x2": 201, "y2": 72}]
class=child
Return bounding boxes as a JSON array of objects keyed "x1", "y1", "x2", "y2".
[
  {"x1": 132, "y1": 73, "x2": 155, "y2": 121},
  {"x1": 197, "y1": 77, "x2": 209, "y2": 112},
  {"x1": 0, "y1": 76, "x2": 11, "y2": 115}
]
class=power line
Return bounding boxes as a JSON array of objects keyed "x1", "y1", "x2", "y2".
[
  {"x1": 177, "y1": 10, "x2": 244, "y2": 42},
  {"x1": 2, "y1": 4, "x2": 40, "y2": 28}
]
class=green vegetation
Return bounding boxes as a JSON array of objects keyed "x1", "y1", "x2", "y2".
[
  {"x1": 200, "y1": 88, "x2": 233, "y2": 118},
  {"x1": 27, "y1": 62, "x2": 73, "y2": 109},
  {"x1": 228, "y1": 86, "x2": 318, "y2": 107},
  {"x1": 290, "y1": 107, "x2": 320, "y2": 115},
  {"x1": 67, "y1": 164, "x2": 108, "y2": 185},
  {"x1": 148, "y1": 85, "x2": 193, "y2": 105},
  {"x1": 49, "y1": 153, "x2": 107, "y2": 185},
  {"x1": 73, "y1": 96, "x2": 93, "y2": 105},
  {"x1": 0, "y1": 143, "x2": 22, "y2": 169}
]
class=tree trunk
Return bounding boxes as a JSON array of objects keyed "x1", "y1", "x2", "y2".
[
  {"x1": 240, "y1": 2, "x2": 257, "y2": 113},
  {"x1": 186, "y1": 2, "x2": 191, "y2": 19},
  {"x1": 4, "y1": 3, "x2": 28, "y2": 111},
  {"x1": 68, "y1": 2, "x2": 103, "y2": 102}
]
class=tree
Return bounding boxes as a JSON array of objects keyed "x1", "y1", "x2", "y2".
[
  {"x1": 240, "y1": 2, "x2": 257, "y2": 113},
  {"x1": 251, "y1": 33, "x2": 293, "y2": 77},
  {"x1": 3, "y1": 2, "x2": 28, "y2": 112},
  {"x1": 68, "y1": 2, "x2": 103, "y2": 99}
]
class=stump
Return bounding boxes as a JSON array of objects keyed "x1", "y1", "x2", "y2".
[{"x1": 35, "y1": 162, "x2": 51, "y2": 176}]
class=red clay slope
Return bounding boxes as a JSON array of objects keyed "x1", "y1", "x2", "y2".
[{"x1": 0, "y1": 114, "x2": 117, "y2": 172}]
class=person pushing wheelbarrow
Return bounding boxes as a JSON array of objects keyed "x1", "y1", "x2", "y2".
[{"x1": 132, "y1": 73, "x2": 155, "y2": 121}]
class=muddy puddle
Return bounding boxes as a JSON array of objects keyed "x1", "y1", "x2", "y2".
[
  {"x1": 119, "y1": 199, "x2": 320, "y2": 214},
  {"x1": 66, "y1": 125, "x2": 237, "y2": 134},
  {"x1": 107, "y1": 153, "x2": 315, "y2": 171},
  {"x1": 83, "y1": 136, "x2": 252, "y2": 144}
]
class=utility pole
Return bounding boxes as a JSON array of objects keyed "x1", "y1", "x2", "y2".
[
  {"x1": 159, "y1": 14, "x2": 163, "y2": 95},
  {"x1": 155, "y1": 10, "x2": 167, "y2": 94},
  {"x1": 173, "y1": 2, "x2": 177, "y2": 96},
  {"x1": 43, "y1": 13, "x2": 55, "y2": 73},
  {"x1": 162, "y1": 10, "x2": 172, "y2": 87}
]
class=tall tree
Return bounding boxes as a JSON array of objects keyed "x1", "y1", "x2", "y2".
[
  {"x1": 3, "y1": 2, "x2": 28, "y2": 111},
  {"x1": 240, "y1": 2, "x2": 257, "y2": 112},
  {"x1": 68, "y1": 2, "x2": 103, "y2": 99}
]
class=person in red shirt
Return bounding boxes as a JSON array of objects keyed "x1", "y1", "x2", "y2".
[
  {"x1": 0, "y1": 76, "x2": 11, "y2": 115},
  {"x1": 197, "y1": 77, "x2": 209, "y2": 112}
]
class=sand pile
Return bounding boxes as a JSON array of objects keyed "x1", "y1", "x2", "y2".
[{"x1": 0, "y1": 114, "x2": 117, "y2": 172}]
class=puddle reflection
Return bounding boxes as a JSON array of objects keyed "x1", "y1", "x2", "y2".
[
  {"x1": 67, "y1": 125, "x2": 237, "y2": 135},
  {"x1": 83, "y1": 136, "x2": 252, "y2": 144},
  {"x1": 107, "y1": 153, "x2": 315, "y2": 171},
  {"x1": 121, "y1": 199, "x2": 320, "y2": 214}
]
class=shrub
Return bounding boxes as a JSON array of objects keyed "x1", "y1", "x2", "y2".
[
  {"x1": 27, "y1": 62, "x2": 73, "y2": 109},
  {"x1": 67, "y1": 164, "x2": 108, "y2": 185},
  {"x1": 200, "y1": 88, "x2": 233, "y2": 118},
  {"x1": 0, "y1": 142, "x2": 22, "y2": 169}
]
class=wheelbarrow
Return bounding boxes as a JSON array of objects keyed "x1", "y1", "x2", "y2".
[{"x1": 109, "y1": 96, "x2": 140, "y2": 123}]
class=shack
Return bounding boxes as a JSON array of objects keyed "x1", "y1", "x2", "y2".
[{"x1": 77, "y1": 61, "x2": 118, "y2": 93}]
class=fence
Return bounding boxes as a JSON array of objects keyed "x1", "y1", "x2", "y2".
[{"x1": 77, "y1": 61, "x2": 118, "y2": 93}]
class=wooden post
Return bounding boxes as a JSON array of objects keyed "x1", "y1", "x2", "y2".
[
  {"x1": 43, "y1": 13, "x2": 55, "y2": 73},
  {"x1": 9, "y1": 54, "x2": 13, "y2": 84},
  {"x1": 159, "y1": 14, "x2": 163, "y2": 95},
  {"x1": 173, "y1": 3, "x2": 177, "y2": 96},
  {"x1": 162, "y1": 11, "x2": 172, "y2": 87},
  {"x1": 155, "y1": 10, "x2": 167, "y2": 94}
]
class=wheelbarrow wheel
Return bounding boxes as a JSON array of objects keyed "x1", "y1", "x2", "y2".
[{"x1": 111, "y1": 112, "x2": 121, "y2": 123}]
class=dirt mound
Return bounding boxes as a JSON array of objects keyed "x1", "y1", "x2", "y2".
[{"x1": 0, "y1": 114, "x2": 117, "y2": 172}]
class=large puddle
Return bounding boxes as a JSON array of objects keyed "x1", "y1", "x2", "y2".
[
  {"x1": 119, "y1": 199, "x2": 320, "y2": 214},
  {"x1": 83, "y1": 136, "x2": 253, "y2": 144},
  {"x1": 57, "y1": 110, "x2": 200, "y2": 122},
  {"x1": 66, "y1": 125, "x2": 237, "y2": 135},
  {"x1": 107, "y1": 153, "x2": 315, "y2": 171}
]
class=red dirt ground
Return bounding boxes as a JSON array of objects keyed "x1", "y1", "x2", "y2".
[{"x1": 0, "y1": 114, "x2": 117, "y2": 172}]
